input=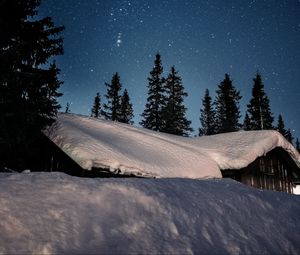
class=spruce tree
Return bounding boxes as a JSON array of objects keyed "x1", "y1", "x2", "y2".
[
  {"x1": 91, "y1": 92, "x2": 101, "y2": 118},
  {"x1": 246, "y1": 73, "x2": 273, "y2": 130},
  {"x1": 215, "y1": 74, "x2": 242, "y2": 133},
  {"x1": 243, "y1": 113, "x2": 252, "y2": 131},
  {"x1": 0, "y1": 0, "x2": 64, "y2": 169},
  {"x1": 120, "y1": 89, "x2": 134, "y2": 124},
  {"x1": 161, "y1": 66, "x2": 192, "y2": 136},
  {"x1": 199, "y1": 89, "x2": 216, "y2": 136},
  {"x1": 276, "y1": 114, "x2": 294, "y2": 143},
  {"x1": 65, "y1": 103, "x2": 71, "y2": 113},
  {"x1": 285, "y1": 129, "x2": 293, "y2": 144},
  {"x1": 140, "y1": 53, "x2": 166, "y2": 131},
  {"x1": 102, "y1": 73, "x2": 122, "y2": 121},
  {"x1": 276, "y1": 114, "x2": 287, "y2": 136}
]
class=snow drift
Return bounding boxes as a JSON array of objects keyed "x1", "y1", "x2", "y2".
[
  {"x1": 0, "y1": 172, "x2": 299, "y2": 254},
  {"x1": 47, "y1": 113, "x2": 300, "y2": 178}
]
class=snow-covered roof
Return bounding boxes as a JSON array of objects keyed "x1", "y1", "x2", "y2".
[
  {"x1": 47, "y1": 113, "x2": 300, "y2": 178},
  {"x1": 190, "y1": 130, "x2": 300, "y2": 170}
]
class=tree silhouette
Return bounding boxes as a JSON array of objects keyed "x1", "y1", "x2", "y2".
[
  {"x1": 102, "y1": 73, "x2": 122, "y2": 121},
  {"x1": 0, "y1": 0, "x2": 64, "y2": 169},
  {"x1": 285, "y1": 129, "x2": 293, "y2": 144},
  {"x1": 246, "y1": 73, "x2": 273, "y2": 130},
  {"x1": 140, "y1": 53, "x2": 166, "y2": 131},
  {"x1": 119, "y1": 89, "x2": 134, "y2": 124},
  {"x1": 91, "y1": 92, "x2": 101, "y2": 118},
  {"x1": 215, "y1": 74, "x2": 242, "y2": 133},
  {"x1": 276, "y1": 114, "x2": 286, "y2": 135},
  {"x1": 65, "y1": 103, "x2": 71, "y2": 113},
  {"x1": 275, "y1": 114, "x2": 294, "y2": 142},
  {"x1": 243, "y1": 113, "x2": 252, "y2": 131},
  {"x1": 162, "y1": 66, "x2": 192, "y2": 136},
  {"x1": 199, "y1": 89, "x2": 216, "y2": 136}
]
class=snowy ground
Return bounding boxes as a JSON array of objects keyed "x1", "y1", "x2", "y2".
[{"x1": 0, "y1": 172, "x2": 299, "y2": 254}]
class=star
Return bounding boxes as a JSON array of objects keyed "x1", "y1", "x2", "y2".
[
  {"x1": 117, "y1": 32, "x2": 122, "y2": 47},
  {"x1": 39, "y1": 0, "x2": 300, "y2": 140}
]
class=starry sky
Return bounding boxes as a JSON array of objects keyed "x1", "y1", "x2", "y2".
[{"x1": 39, "y1": 0, "x2": 300, "y2": 139}]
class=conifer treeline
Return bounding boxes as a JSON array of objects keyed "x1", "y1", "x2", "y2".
[
  {"x1": 90, "y1": 72, "x2": 134, "y2": 124},
  {"x1": 199, "y1": 72, "x2": 295, "y2": 144},
  {"x1": 1, "y1": 1, "x2": 298, "y2": 172},
  {"x1": 140, "y1": 54, "x2": 192, "y2": 136},
  {"x1": 91, "y1": 53, "x2": 298, "y2": 147},
  {"x1": 91, "y1": 53, "x2": 192, "y2": 136}
]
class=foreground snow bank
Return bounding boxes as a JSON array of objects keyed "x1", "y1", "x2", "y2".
[{"x1": 0, "y1": 172, "x2": 299, "y2": 254}]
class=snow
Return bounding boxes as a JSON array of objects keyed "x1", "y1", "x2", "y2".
[
  {"x1": 293, "y1": 185, "x2": 300, "y2": 195},
  {"x1": 190, "y1": 130, "x2": 300, "y2": 170},
  {"x1": 0, "y1": 172, "x2": 299, "y2": 254},
  {"x1": 47, "y1": 113, "x2": 300, "y2": 178},
  {"x1": 47, "y1": 114, "x2": 221, "y2": 178}
]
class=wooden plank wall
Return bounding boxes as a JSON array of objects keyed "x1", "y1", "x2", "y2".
[
  {"x1": 241, "y1": 157, "x2": 293, "y2": 193},
  {"x1": 222, "y1": 149, "x2": 297, "y2": 194}
]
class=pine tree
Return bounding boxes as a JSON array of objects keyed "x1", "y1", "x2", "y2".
[
  {"x1": 295, "y1": 138, "x2": 300, "y2": 153},
  {"x1": 0, "y1": 0, "x2": 64, "y2": 169},
  {"x1": 140, "y1": 53, "x2": 166, "y2": 131},
  {"x1": 199, "y1": 89, "x2": 216, "y2": 136},
  {"x1": 246, "y1": 73, "x2": 273, "y2": 130},
  {"x1": 102, "y1": 73, "x2": 122, "y2": 121},
  {"x1": 276, "y1": 114, "x2": 294, "y2": 143},
  {"x1": 276, "y1": 114, "x2": 288, "y2": 137},
  {"x1": 215, "y1": 74, "x2": 242, "y2": 133},
  {"x1": 161, "y1": 66, "x2": 192, "y2": 136},
  {"x1": 120, "y1": 89, "x2": 134, "y2": 124},
  {"x1": 243, "y1": 113, "x2": 252, "y2": 131},
  {"x1": 91, "y1": 92, "x2": 101, "y2": 118},
  {"x1": 65, "y1": 103, "x2": 71, "y2": 113},
  {"x1": 285, "y1": 129, "x2": 293, "y2": 144},
  {"x1": 276, "y1": 114, "x2": 286, "y2": 134}
]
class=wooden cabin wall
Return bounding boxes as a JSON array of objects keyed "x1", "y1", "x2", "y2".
[
  {"x1": 222, "y1": 149, "x2": 297, "y2": 194},
  {"x1": 32, "y1": 135, "x2": 84, "y2": 176},
  {"x1": 240, "y1": 157, "x2": 293, "y2": 193}
]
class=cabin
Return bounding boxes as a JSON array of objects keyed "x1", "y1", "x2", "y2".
[
  {"x1": 222, "y1": 148, "x2": 300, "y2": 194},
  {"x1": 43, "y1": 113, "x2": 300, "y2": 194},
  {"x1": 37, "y1": 134, "x2": 141, "y2": 178}
]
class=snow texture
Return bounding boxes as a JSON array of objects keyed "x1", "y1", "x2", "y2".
[
  {"x1": 0, "y1": 172, "x2": 299, "y2": 254},
  {"x1": 47, "y1": 114, "x2": 221, "y2": 178},
  {"x1": 47, "y1": 113, "x2": 300, "y2": 178},
  {"x1": 190, "y1": 130, "x2": 300, "y2": 170}
]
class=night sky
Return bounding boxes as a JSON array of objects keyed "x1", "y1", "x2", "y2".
[{"x1": 39, "y1": 0, "x2": 300, "y2": 139}]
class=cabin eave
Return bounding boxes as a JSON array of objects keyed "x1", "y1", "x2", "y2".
[{"x1": 221, "y1": 147, "x2": 300, "y2": 194}]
